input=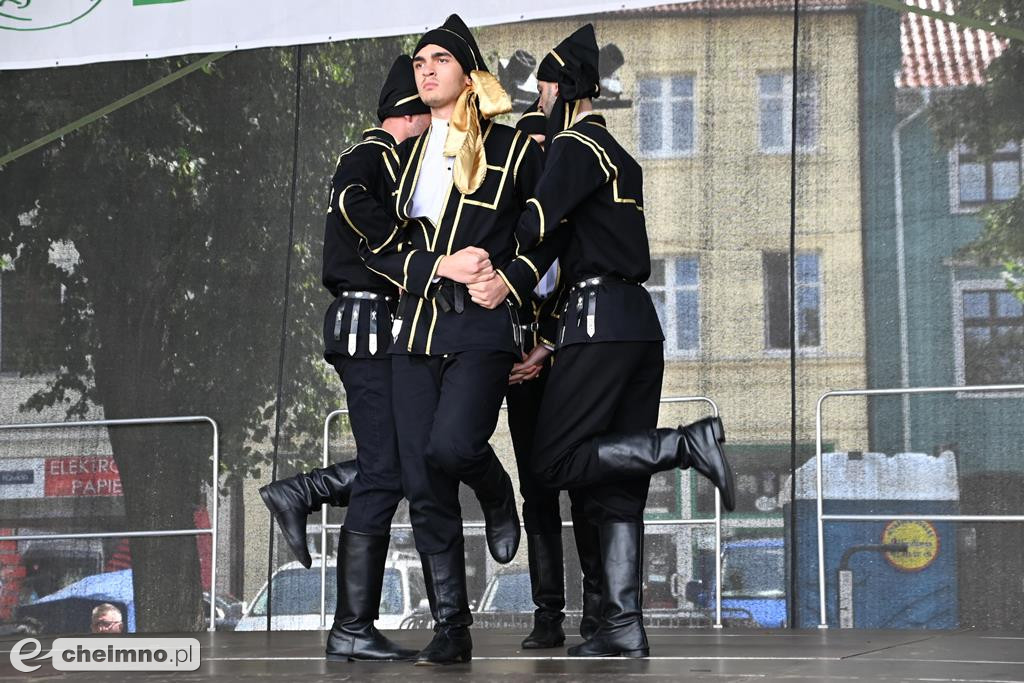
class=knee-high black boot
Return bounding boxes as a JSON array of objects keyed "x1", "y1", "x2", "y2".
[
  {"x1": 325, "y1": 529, "x2": 418, "y2": 661},
  {"x1": 568, "y1": 522, "x2": 649, "y2": 658},
  {"x1": 415, "y1": 539, "x2": 473, "y2": 665},
  {"x1": 571, "y1": 516, "x2": 603, "y2": 640},
  {"x1": 259, "y1": 460, "x2": 358, "y2": 568},
  {"x1": 593, "y1": 417, "x2": 735, "y2": 512},
  {"x1": 468, "y1": 455, "x2": 521, "y2": 564},
  {"x1": 521, "y1": 533, "x2": 566, "y2": 649}
]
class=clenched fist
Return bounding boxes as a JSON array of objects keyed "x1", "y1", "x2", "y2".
[{"x1": 437, "y1": 246, "x2": 494, "y2": 284}]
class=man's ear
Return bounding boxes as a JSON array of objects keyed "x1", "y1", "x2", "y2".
[{"x1": 552, "y1": 82, "x2": 560, "y2": 99}]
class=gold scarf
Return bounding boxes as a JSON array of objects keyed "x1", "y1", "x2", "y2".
[{"x1": 443, "y1": 70, "x2": 512, "y2": 195}]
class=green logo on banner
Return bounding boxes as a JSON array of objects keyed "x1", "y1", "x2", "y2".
[{"x1": 1, "y1": 0, "x2": 188, "y2": 31}]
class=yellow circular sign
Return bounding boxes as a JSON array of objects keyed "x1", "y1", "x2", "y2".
[{"x1": 882, "y1": 520, "x2": 939, "y2": 572}]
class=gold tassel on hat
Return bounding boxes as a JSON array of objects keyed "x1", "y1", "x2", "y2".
[{"x1": 444, "y1": 70, "x2": 511, "y2": 195}]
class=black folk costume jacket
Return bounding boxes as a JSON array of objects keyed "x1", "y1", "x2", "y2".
[
  {"x1": 515, "y1": 114, "x2": 664, "y2": 349},
  {"x1": 322, "y1": 127, "x2": 403, "y2": 361},
  {"x1": 356, "y1": 119, "x2": 565, "y2": 357}
]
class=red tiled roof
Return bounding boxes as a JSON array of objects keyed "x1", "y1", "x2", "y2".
[
  {"x1": 616, "y1": 0, "x2": 857, "y2": 15},
  {"x1": 897, "y1": 0, "x2": 1006, "y2": 88},
  {"x1": 618, "y1": 0, "x2": 1004, "y2": 89}
]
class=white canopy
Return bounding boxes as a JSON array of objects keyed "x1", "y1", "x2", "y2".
[{"x1": 0, "y1": 0, "x2": 679, "y2": 70}]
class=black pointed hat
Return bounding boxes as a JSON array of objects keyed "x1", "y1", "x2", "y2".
[
  {"x1": 414, "y1": 13, "x2": 488, "y2": 74},
  {"x1": 377, "y1": 55, "x2": 430, "y2": 122},
  {"x1": 536, "y1": 24, "x2": 601, "y2": 139},
  {"x1": 537, "y1": 24, "x2": 600, "y2": 102}
]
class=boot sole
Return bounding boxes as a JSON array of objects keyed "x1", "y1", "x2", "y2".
[
  {"x1": 710, "y1": 416, "x2": 726, "y2": 443},
  {"x1": 413, "y1": 653, "x2": 472, "y2": 666},
  {"x1": 521, "y1": 640, "x2": 565, "y2": 649},
  {"x1": 570, "y1": 648, "x2": 649, "y2": 658},
  {"x1": 259, "y1": 487, "x2": 312, "y2": 569},
  {"x1": 706, "y1": 418, "x2": 736, "y2": 512},
  {"x1": 325, "y1": 653, "x2": 417, "y2": 662}
]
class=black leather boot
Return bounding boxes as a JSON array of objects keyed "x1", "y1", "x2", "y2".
[
  {"x1": 568, "y1": 522, "x2": 649, "y2": 658},
  {"x1": 325, "y1": 529, "x2": 418, "y2": 661},
  {"x1": 469, "y1": 455, "x2": 521, "y2": 564},
  {"x1": 521, "y1": 533, "x2": 566, "y2": 649},
  {"x1": 592, "y1": 417, "x2": 735, "y2": 512},
  {"x1": 259, "y1": 460, "x2": 358, "y2": 568},
  {"x1": 572, "y1": 517, "x2": 602, "y2": 640},
  {"x1": 415, "y1": 539, "x2": 473, "y2": 665},
  {"x1": 677, "y1": 417, "x2": 736, "y2": 512}
]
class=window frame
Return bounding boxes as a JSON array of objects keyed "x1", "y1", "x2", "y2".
[
  {"x1": 646, "y1": 255, "x2": 701, "y2": 359},
  {"x1": 951, "y1": 278, "x2": 1024, "y2": 397},
  {"x1": 635, "y1": 74, "x2": 698, "y2": 160},
  {"x1": 762, "y1": 249, "x2": 825, "y2": 355},
  {"x1": 756, "y1": 71, "x2": 818, "y2": 155},
  {"x1": 948, "y1": 142, "x2": 1023, "y2": 214}
]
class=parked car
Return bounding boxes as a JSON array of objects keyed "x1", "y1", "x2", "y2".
[
  {"x1": 14, "y1": 569, "x2": 241, "y2": 633},
  {"x1": 234, "y1": 552, "x2": 427, "y2": 631},
  {"x1": 473, "y1": 566, "x2": 747, "y2": 630},
  {"x1": 476, "y1": 568, "x2": 533, "y2": 614}
]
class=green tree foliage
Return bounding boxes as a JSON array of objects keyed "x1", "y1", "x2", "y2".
[
  {"x1": 927, "y1": 0, "x2": 1024, "y2": 298},
  {"x1": 0, "y1": 36, "x2": 410, "y2": 631}
]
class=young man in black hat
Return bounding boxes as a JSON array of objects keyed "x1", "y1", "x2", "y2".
[
  {"x1": 258, "y1": 55, "x2": 429, "y2": 662},
  {"x1": 355, "y1": 14, "x2": 564, "y2": 665},
  {"x1": 505, "y1": 103, "x2": 603, "y2": 650},
  {"x1": 469, "y1": 25, "x2": 737, "y2": 658}
]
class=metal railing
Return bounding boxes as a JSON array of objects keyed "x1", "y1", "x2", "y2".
[
  {"x1": 0, "y1": 416, "x2": 220, "y2": 632},
  {"x1": 316, "y1": 395, "x2": 725, "y2": 629},
  {"x1": 814, "y1": 384, "x2": 1024, "y2": 628}
]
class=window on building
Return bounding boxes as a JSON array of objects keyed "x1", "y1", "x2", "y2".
[
  {"x1": 758, "y1": 73, "x2": 817, "y2": 153},
  {"x1": 636, "y1": 75, "x2": 695, "y2": 157},
  {"x1": 763, "y1": 251, "x2": 822, "y2": 350},
  {"x1": 646, "y1": 256, "x2": 700, "y2": 355},
  {"x1": 952, "y1": 142, "x2": 1022, "y2": 211},
  {"x1": 960, "y1": 288, "x2": 1024, "y2": 384}
]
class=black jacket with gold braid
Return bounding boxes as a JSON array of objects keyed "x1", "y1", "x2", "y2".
[
  {"x1": 322, "y1": 127, "x2": 403, "y2": 361},
  {"x1": 516, "y1": 114, "x2": 664, "y2": 348},
  {"x1": 359, "y1": 119, "x2": 563, "y2": 357}
]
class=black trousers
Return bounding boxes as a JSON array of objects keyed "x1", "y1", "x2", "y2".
[
  {"x1": 531, "y1": 341, "x2": 664, "y2": 523},
  {"x1": 392, "y1": 350, "x2": 515, "y2": 554},
  {"x1": 507, "y1": 365, "x2": 589, "y2": 534},
  {"x1": 331, "y1": 356, "x2": 404, "y2": 535}
]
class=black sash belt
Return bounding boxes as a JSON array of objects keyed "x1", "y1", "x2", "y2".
[
  {"x1": 434, "y1": 278, "x2": 467, "y2": 314},
  {"x1": 564, "y1": 276, "x2": 640, "y2": 340},
  {"x1": 335, "y1": 291, "x2": 393, "y2": 354},
  {"x1": 570, "y1": 275, "x2": 640, "y2": 291}
]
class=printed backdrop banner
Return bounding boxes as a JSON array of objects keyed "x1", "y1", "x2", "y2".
[{"x1": 0, "y1": 0, "x2": 683, "y2": 70}]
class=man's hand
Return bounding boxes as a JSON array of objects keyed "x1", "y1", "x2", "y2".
[
  {"x1": 509, "y1": 345, "x2": 553, "y2": 384},
  {"x1": 437, "y1": 246, "x2": 493, "y2": 284},
  {"x1": 468, "y1": 274, "x2": 510, "y2": 309}
]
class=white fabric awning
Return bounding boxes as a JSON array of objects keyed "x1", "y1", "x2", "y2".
[{"x1": 0, "y1": 0, "x2": 681, "y2": 71}]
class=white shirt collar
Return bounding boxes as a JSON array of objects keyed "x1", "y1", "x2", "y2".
[{"x1": 574, "y1": 110, "x2": 597, "y2": 124}]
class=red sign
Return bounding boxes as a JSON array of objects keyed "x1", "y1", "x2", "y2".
[{"x1": 44, "y1": 456, "x2": 122, "y2": 497}]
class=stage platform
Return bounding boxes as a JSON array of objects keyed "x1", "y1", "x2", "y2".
[{"x1": 3, "y1": 628, "x2": 1024, "y2": 681}]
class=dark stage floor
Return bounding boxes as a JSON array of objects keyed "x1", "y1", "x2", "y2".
[{"x1": 3, "y1": 628, "x2": 1024, "y2": 681}]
